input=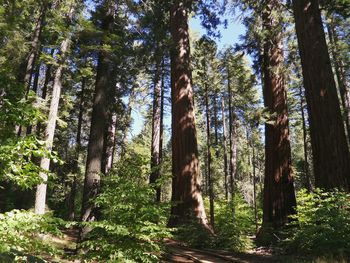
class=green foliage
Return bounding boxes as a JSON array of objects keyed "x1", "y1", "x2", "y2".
[
  {"x1": 176, "y1": 195, "x2": 254, "y2": 252},
  {"x1": 212, "y1": 196, "x2": 255, "y2": 251},
  {"x1": 282, "y1": 189, "x2": 350, "y2": 257},
  {"x1": 0, "y1": 210, "x2": 64, "y2": 261},
  {"x1": 81, "y1": 153, "x2": 172, "y2": 263},
  {"x1": 0, "y1": 135, "x2": 61, "y2": 189}
]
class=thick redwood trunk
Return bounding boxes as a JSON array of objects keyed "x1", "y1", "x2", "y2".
[
  {"x1": 292, "y1": 0, "x2": 350, "y2": 190},
  {"x1": 80, "y1": 2, "x2": 116, "y2": 225},
  {"x1": 261, "y1": 0, "x2": 296, "y2": 227},
  {"x1": 221, "y1": 98, "x2": 229, "y2": 200},
  {"x1": 168, "y1": 0, "x2": 209, "y2": 229},
  {"x1": 150, "y1": 54, "x2": 163, "y2": 202}
]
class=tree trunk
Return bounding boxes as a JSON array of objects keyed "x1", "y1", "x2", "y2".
[
  {"x1": 26, "y1": 63, "x2": 41, "y2": 135},
  {"x1": 150, "y1": 52, "x2": 163, "y2": 202},
  {"x1": 67, "y1": 77, "x2": 86, "y2": 221},
  {"x1": 120, "y1": 86, "x2": 135, "y2": 157},
  {"x1": 299, "y1": 85, "x2": 312, "y2": 191},
  {"x1": 205, "y1": 84, "x2": 214, "y2": 228},
  {"x1": 168, "y1": 0, "x2": 210, "y2": 230},
  {"x1": 261, "y1": 0, "x2": 296, "y2": 227},
  {"x1": 326, "y1": 21, "x2": 350, "y2": 144},
  {"x1": 221, "y1": 98, "x2": 229, "y2": 200},
  {"x1": 292, "y1": 0, "x2": 350, "y2": 190},
  {"x1": 252, "y1": 143, "x2": 258, "y2": 233},
  {"x1": 213, "y1": 92, "x2": 219, "y2": 149},
  {"x1": 23, "y1": 3, "x2": 47, "y2": 92},
  {"x1": 80, "y1": 1, "x2": 116, "y2": 227},
  {"x1": 227, "y1": 69, "x2": 237, "y2": 199},
  {"x1": 37, "y1": 48, "x2": 55, "y2": 136},
  {"x1": 103, "y1": 111, "x2": 117, "y2": 175},
  {"x1": 34, "y1": 25, "x2": 73, "y2": 215}
]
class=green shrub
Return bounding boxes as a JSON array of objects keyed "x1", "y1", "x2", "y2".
[
  {"x1": 81, "y1": 154, "x2": 172, "y2": 263},
  {"x1": 0, "y1": 210, "x2": 63, "y2": 261},
  {"x1": 175, "y1": 195, "x2": 255, "y2": 251},
  {"x1": 283, "y1": 189, "x2": 350, "y2": 257},
  {"x1": 213, "y1": 195, "x2": 255, "y2": 251}
]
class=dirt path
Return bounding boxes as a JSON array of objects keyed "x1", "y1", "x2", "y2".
[{"x1": 163, "y1": 240, "x2": 294, "y2": 263}]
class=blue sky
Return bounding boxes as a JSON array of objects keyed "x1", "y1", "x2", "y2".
[{"x1": 130, "y1": 15, "x2": 247, "y2": 137}]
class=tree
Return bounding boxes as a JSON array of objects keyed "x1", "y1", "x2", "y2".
[
  {"x1": 292, "y1": 0, "x2": 350, "y2": 190},
  {"x1": 35, "y1": 2, "x2": 78, "y2": 215},
  {"x1": 193, "y1": 36, "x2": 219, "y2": 227},
  {"x1": 168, "y1": 0, "x2": 210, "y2": 230},
  {"x1": 261, "y1": 0, "x2": 296, "y2": 227},
  {"x1": 80, "y1": 0, "x2": 118, "y2": 226}
]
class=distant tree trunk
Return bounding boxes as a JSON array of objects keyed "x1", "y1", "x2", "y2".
[
  {"x1": 80, "y1": 1, "x2": 116, "y2": 230},
  {"x1": 26, "y1": 63, "x2": 41, "y2": 135},
  {"x1": 261, "y1": 0, "x2": 296, "y2": 227},
  {"x1": 213, "y1": 92, "x2": 219, "y2": 148},
  {"x1": 205, "y1": 84, "x2": 214, "y2": 228},
  {"x1": 34, "y1": 18, "x2": 73, "y2": 214},
  {"x1": 159, "y1": 59, "x2": 165, "y2": 179},
  {"x1": 150, "y1": 52, "x2": 163, "y2": 202},
  {"x1": 221, "y1": 98, "x2": 229, "y2": 200},
  {"x1": 37, "y1": 48, "x2": 55, "y2": 136},
  {"x1": 299, "y1": 85, "x2": 311, "y2": 191},
  {"x1": 292, "y1": 0, "x2": 350, "y2": 190},
  {"x1": 252, "y1": 143, "x2": 258, "y2": 233},
  {"x1": 120, "y1": 86, "x2": 135, "y2": 157},
  {"x1": 23, "y1": 3, "x2": 47, "y2": 92},
  {"x1": 326, "y1": 21, "x2": 350, "y2": 144},
  {"x1": 227, "y1": 69, "x2": 237, "y2": 199},
  {"x1": 168, "y1": 0, "x2": 210, "y2": 230},
  {"x1": 103, "y1": 110, "x2": 117, "y2": 175},
  {"x1": 67, "y1": 77, "x2": 86, "y2": 221},
  {"x1": 41, "y1": 49, "x2": 55, "y2": 100}
]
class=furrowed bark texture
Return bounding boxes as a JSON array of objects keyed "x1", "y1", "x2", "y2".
[
  {"x1": 81, "y1": 2, "x2": 116, "y2": 225},
  {"x1": 168, "y1": 0, "x2": 209, "y2": 228},
  {"x1": 292, "y1": 0, "x2": 350, "y2": 190},
  {"x1": 261, "y1": 0, "x2": 296, "y2": 227}
]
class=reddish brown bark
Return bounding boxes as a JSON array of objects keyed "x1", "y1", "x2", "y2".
[
  {"x1": 261, "y1": 0, "x2": 296, "y2": 227},
  {"x1": 168, "y1": 0, "x2": 209, "y2": 229},
  {"x1": 292, "y1": 0, "x2": 350, "y2": 190}
]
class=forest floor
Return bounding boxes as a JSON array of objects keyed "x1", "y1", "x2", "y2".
[
  {"x1": 163, "y1": 239, "x2": 308, "y2": 263},
  {"x1": 0, "y1": 229, "x2": 319, "y2": 262}
]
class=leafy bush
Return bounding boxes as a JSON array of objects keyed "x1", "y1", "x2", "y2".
[
  {"x1": 81, "y1": 153, "x2": 172, "y2": 263},
  {"x1": 0, "y1": 136, "x2": 61, "y2": 189},
  {"x1": 0, "y1": 210, "x2": 63, "y2": 260},
  {"x1": 175, "y1": 195, "x2": 255, "y2": 251},
  {"x1": 283, "y1": 189, "x2": 350, "y2": 257},
  {"x1": 213, "y1": 195, "x2": 255, "y2": 251}
]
